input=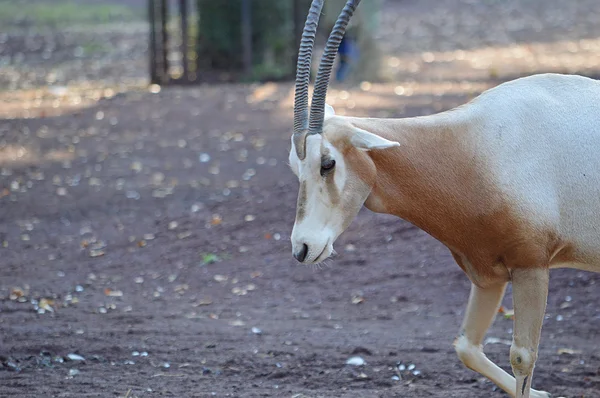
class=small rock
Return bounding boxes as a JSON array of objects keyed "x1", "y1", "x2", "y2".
[
  {"x1": 67, "y1": 353, "x2": 85, "y2": 361},
  {"x1": 69, "y1": 369, "x2": 80, "y2": 376},
  {"x1": 251, "y1": 327, "x2": 262, "y2": 335},
  {"x1": 346, "y1": 356, "x2": 366, "y2": 366}
]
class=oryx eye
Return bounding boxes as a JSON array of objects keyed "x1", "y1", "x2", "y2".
[{"x1": 320, "y1": 158, "x2": 336, "y2": 176}]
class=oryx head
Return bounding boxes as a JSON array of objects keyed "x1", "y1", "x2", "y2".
[{"x1": 289, "y1": 0, "x2": 400, "y2": 264}]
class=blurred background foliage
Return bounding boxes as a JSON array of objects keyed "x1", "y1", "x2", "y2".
[
  {"x1": 195, "y1": 0, "x2": 303, "y2": 82},
  {"x1": 0, "y1": 0, "x2": 144, "y2": 28}
]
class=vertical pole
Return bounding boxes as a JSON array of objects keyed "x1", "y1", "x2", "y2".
[
  {"x1": 241, "y1": 0, "x2": 252, "y2": 77},
  {"x1": 160, "y1": 0, "x2": 169, "y2": 83},
  {"x1": 148, "y1": 0, "x2": 158, "y2": 84},
  {"x1": 179, "y1": 0, "x2": 189, "y2": 82}
]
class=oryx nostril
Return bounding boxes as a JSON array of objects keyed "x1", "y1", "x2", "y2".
[{"x1": 294, "y1": 243, "x2": 309, "y2": 262}]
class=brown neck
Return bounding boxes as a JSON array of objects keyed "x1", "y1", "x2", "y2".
[{"x1": 347, "y1": 114, "x2": 494, "y2": 249}]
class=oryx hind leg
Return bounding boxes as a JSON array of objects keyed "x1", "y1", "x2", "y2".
[
  {"x1": 510, "y1": 267, "x2": 551, "y2": 398},
  {"x1": 454, "y1": 281, "x2": 550, "y2": 398}
]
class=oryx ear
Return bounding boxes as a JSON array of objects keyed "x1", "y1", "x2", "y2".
[
  {"x1": 350, "y1": 127, "x2": 400, "y2": 150},
  {"x1": 325, "y1": 103, "x2": 335, "y2": 119}
]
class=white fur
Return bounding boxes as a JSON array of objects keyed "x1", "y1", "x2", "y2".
[
  {"x1": 290, "y1": 134, "x2": 349, "y2": 263},
  {"x1": 459, "y1": 73, "x2": 600, "y2": 271},
  {"x1": 351, "y1": 127, "x2": 400, "y2": 150},
  {"x1": 289, "y1": 72, "x2": 600, "y2": 398},
  {"x1": 290, "y1": 73, "x2": 600, "y2": 273}
]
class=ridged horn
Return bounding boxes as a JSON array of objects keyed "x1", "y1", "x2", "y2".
[
  {"x1": 308, "y1": 0, "x2": 361, "y2": 135},
  {"x1": 293, "y1": 0, "x2": 325, "y2": 160}
]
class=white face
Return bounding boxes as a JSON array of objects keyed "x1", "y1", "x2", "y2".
[
  {"x1": 289, "y1": 134, "x2": 353, "y2": 264},
  {"x1": 288, "y1": 106, "x2": 401, "y2": 264}
]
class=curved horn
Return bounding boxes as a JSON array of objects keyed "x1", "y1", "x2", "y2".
[
  {"x1": 308, "y1": 0, "x2": 361, "y2": 135},
  {"x1": 293, "y1": 0, "x2": 325, "y2": 160}
]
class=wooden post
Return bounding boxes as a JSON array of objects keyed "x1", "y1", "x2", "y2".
[
  {"x1": 241, "y1": 0, "x2": 253, "y2": 77},
  {"x1": 179, "y1": 0, "x2": 189, "y2": 81},
  {"x1": 160, "y1": 0, "x2": 169, "y2": 83},
  {"x1": 148, "y1": 0, "x2": 158, "y2": 84}
]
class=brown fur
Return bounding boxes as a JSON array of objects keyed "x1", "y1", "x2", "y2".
[
  {"x1": 325, "y1": 116, "x2": 558, "y2": 288},
  {"x1": 296, "y1": 181, "x2": 307, "y2": 222}
]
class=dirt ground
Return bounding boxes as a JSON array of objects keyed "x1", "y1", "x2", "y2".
[{"x1": 1, "y1": 1, "x2": 600, "y2": 397}]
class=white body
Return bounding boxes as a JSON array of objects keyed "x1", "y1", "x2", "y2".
[
  {"x1": 289, "y1": 73, "x2": 600, "y2": 398},
  {"x1": 463, "y1": 74, "x2": 600, "y2": 272}
]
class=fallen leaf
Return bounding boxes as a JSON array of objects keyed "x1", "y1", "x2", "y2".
[
  {"x1": 38, "y1": 298, "x2": 55, "y2": 312},
  {"x1": 193, "y1": 299, "x2": 213, "y2": 307},
  {"x1": 104, "y1": 289, "x2": 123, "y2": 297},
  {"x1": 557, "y1": 348, "x2": 582, "y2": 355},
  {"x1": 210, "y1": 214, "x2": 222, "y2": 225},
  {"x1": 499, "y1": 307, "x2": 514, "y2": 319},
  {"x1": 9, "y1": 287, "x2": 25, "y2": 300}
]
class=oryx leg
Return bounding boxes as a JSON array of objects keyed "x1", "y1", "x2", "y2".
[
  {"x1": 454, "y1": 282, "x2": 550, "y2": 398},
  {"x1": 510, "y1": 268, "x2": 550, "y2": 398}
]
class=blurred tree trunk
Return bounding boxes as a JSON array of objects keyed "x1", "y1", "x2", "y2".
[{"x1": 196, "y1": 0, "x2": 296, "y2": 81}]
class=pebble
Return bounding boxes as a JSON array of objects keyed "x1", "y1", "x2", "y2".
[
  {"x1": 251, "y1": 327, "x2": 262, "y2": 335},
  {"x1": 346, "y1": 356, "x2": 366, "y2": 366},
  {"x1": 67, "y1": 353, "x2": 85, "y2": 361}
]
